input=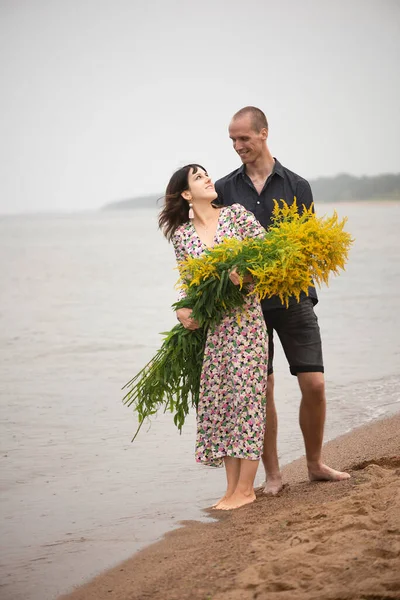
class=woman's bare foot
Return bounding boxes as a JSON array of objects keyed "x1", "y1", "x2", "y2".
[
  {"x1": 308, "y1": 462, "x2": 350, "y2": 482},
  {"x1": 212, "y1": 494, "x2": 230, "y2": 509},
  {"x1": 262, "y1": 474, "x2": 284, "y2": 495},
  {"x1": 214, "y1": 491, "x2": 256, "y2": 510}
]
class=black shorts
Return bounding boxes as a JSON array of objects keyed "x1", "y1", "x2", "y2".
[{"x1": 262, "y1": 298, "x2": 324, "y2": 377}]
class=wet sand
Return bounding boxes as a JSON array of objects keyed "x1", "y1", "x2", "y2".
[{"x1": 59, "y1": 412, "x2": 400, "y2": 600}]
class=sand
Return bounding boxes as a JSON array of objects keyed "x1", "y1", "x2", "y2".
[{"x1": 60, "y1": 413, "x2": 400, "y2": 600}]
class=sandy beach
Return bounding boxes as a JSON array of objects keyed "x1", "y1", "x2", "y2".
[{"x1": 59, "y1": 412, "x2": 400, "y2": 600}]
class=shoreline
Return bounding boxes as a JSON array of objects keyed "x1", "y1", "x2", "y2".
[{"x1": 59, "y1": 412, "x2": 400, "y2": 600}]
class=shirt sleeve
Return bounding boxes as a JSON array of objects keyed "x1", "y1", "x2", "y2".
[
  {"x1": 231, "y1": 203, "x2": 266, "y2": 240},
  {"x1": 214, "y1": 178, "x2": 225, "y2": 206},
  {"x1": 171, "y1": 229, "x2": 188, "y2": 300},
  {"x1": 296, "y1": 179, "x2": 314, "y2": 214}
]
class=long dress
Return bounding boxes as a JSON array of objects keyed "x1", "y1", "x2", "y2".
[{"x1": 172, "y1": 203, "x2": 269, "y2": 467}]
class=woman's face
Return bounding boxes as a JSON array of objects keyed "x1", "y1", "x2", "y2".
[{"x1": 186, "y1": 168, "x2": 218, "y2": 203}]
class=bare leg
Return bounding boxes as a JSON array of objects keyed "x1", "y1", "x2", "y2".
[
  {"x1": 216, "y1": 458, "x2": 259, "y2": 510},
  {"x1": 298, "y1": 372, "x2": 350, "y2": 481},
  {"x1": 213, "y1": 456, "x2": 240, "y2": 508},
  {"x1": 261, "y1": 374, "x2": 283, "y2": 495}
]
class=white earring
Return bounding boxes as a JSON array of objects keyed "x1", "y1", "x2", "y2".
[{"x1": 188, "y1": 202, "x2": 194, "y2": 220}]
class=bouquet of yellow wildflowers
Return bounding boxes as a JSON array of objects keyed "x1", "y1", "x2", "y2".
[{"x1": 123, "y1": 200, "x2": 353, "y2": 440}]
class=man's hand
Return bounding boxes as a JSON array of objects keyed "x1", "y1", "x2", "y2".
[{"x1": 176, "y1": 307, "x2": 200, "y2": 330}]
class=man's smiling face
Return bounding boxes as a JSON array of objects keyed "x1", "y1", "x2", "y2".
[{"x1": 228, "y1": 114, "x2": 267, "y2": 165}]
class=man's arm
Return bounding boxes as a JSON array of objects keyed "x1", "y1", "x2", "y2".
[{"x1": 296, "y1": 179, "x2": 314, "y2": 213}]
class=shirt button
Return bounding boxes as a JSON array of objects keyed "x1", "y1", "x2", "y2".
[{"x1": 256, "y1": 201, "x2": 260, "y2": 205}]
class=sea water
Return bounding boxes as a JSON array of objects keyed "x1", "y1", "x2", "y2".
[{"x1": 1, "y1": 202, "x2": 399, "y2": 600}]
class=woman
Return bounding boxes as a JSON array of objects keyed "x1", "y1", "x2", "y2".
[{"x1": 159, "y1": 164, "x2": 269, "y2": 510}]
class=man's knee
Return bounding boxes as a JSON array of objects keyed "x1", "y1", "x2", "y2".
[{"x1": 298, "y1": 372, "x2": 325, "y2": 404}]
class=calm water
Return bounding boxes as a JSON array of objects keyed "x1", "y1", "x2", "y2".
[{"x1": 1, "y1": 203, "x2": 400, "y2": 600}]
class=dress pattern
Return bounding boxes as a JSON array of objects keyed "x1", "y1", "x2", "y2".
[{"x1": 172, "y1": 204, "x2": 269, "y2": 467}]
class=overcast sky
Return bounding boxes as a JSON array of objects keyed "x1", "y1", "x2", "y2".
[{"x1": 1, "y1": 0, "x2": 399, "y2": 214}]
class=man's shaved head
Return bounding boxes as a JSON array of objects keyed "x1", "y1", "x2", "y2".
[{"x1": 231, "y1": 106, "x2": 268, "y2": 133}]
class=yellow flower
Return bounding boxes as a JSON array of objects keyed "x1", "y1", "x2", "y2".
[{"x1": 175, "y1": 200, "x2": 353, "y2": 308}]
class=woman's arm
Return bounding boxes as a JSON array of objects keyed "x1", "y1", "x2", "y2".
[
  {"x1": 171, "y1": 230, "x2": 200, "y2": 330},
  {"x1": 232, "y1": 203, "x2": 266, "y2": 239},
  {"x1": 228, "y1": 204, "x2": 265, "y2": 285}
]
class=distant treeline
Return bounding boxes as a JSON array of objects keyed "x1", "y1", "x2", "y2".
[
  {"x1": 310, "y1": 172, "x2": 400, "y2": 203},
  {"x1": 103, "y1": 172, "x2": 400, "y2": 210},
  {"x1": 103, "y1": 193, "x2": 161, "y2": 210}
]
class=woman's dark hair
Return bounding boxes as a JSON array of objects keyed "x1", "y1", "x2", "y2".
[{"x1": 158, "y1": 163, "x2": 206, "y2": 241}]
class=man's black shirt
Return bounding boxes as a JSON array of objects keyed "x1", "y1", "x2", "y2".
[{"x1": 215, "y1": 158, "x2": 318, "y2": 309}]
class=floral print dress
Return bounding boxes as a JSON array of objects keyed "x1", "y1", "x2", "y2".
[{"x1": 172, "y1": 204, "x2": 269, "y2": 467}]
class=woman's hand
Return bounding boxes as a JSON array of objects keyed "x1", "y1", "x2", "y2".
[
  {"x1": 229, "y1": 267, "x2": 241, "y2": 286},
  {"x1": 176, "y1": 307, "x2": 200, "y2": 330},
  {"x1": 229, "y1": 267, "x2": 253, "y2": 286}
]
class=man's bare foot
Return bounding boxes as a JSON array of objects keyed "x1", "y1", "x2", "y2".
[
  {"x1": 308, "y1": 462, "x2": 350, "y2": 482},
  {"x1": 262, "y1": 474, "x2": 284, "y2": 495},
  {"x1": 213, "y1": 491, "x2": 256, "y2": 511}
]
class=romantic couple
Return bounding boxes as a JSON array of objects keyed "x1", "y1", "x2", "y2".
[{"x1": 158, "y1": 106, "x2": 350, "y2": 511}]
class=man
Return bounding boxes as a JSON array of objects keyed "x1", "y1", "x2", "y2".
[{"x1": 214, "y1": 106, "x2": 350, "y2": 494}]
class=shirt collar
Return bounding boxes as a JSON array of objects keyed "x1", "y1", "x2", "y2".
[
  {"x1": 273, "y1": 158, "x2": 284, "y2": 177},
  {"x1": 239, "y1": 157, "x2": 284, "y2": 179}
]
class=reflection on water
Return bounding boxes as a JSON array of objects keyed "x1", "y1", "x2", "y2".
[{"x1": 0, "y1": 203, "x2": 399, "y2": 600}]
